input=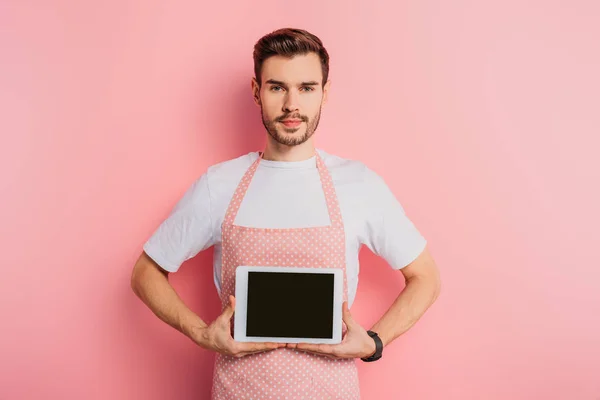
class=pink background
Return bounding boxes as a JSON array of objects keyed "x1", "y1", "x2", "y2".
[{"x1": 2, "y1": 1, "x2": 599, "y2": 399}]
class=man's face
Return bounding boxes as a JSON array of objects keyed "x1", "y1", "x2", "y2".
[{"x1": 252, "y1": 52, "x2": 330, "y2": 147}]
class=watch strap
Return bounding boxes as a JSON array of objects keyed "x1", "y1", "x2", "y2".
[{"x1": 361, "y1": 330, "x2": 383, "y2": 362}]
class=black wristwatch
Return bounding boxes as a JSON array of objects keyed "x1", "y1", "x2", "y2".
[{"x1": 361, "y1": 330, "x2": 383, "y2": 362}]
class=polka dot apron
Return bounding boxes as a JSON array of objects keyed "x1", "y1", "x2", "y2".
[{"x1": 210, "y1": 151, "x2": 361, "y2": 400}]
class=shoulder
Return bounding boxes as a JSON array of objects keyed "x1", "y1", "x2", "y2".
[
  {"x1": 318, "y1": 148, "x2": 383, "y2": 186},
  {"x1": 205, "y1": 151, "x2": 259, "y2": 185},
  {"x1": 179, "y1": 152, "x2": 258, "y2": 203}
]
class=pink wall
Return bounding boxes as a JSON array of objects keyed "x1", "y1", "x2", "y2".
[{"x1": 2, "y1": 1, "x2": 599, "y2": 399}]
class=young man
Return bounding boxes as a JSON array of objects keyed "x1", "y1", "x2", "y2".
[{"x1": 131, "y1": 28, "x2": 441, "y2": 399}]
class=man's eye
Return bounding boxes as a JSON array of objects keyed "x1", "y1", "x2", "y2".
[
  {"x1": 301, "y1": 87, "x2": 315, "y2": 92},
  {"x1": 271, "y1": 86, "x2": 283, "y2": 92}
]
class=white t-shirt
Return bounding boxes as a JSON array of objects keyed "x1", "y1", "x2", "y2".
[{"x1": 143, "y1": 149, "x2": 427, "y2": 306}]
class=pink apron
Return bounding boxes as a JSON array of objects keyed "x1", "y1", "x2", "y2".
[{"x1": 210, "y1": 151, "x2": 361, "y2": 400}]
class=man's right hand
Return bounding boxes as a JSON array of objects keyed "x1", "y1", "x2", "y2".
[{"x1": 192, "y1": 295, "x2": 285, "y2": 358}]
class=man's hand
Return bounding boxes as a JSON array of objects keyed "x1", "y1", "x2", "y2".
[
  {"x1": 287, "y1": 302, "x2": 376, "y2": 359},
  {"x1": 192, "y1": 295, "x2": 286, "y2": 358}
]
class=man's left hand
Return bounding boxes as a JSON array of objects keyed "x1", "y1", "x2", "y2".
[{"x1": 286, "y1": 302, "x2": 377, "y2": 359}]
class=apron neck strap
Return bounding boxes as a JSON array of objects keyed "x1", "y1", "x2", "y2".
[{"x1": 223, "y1": 149, "x2": 343, "y2": 229}]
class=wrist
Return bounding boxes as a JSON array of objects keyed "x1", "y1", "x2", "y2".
[
  {"x1": 369, "y1": 325, "x2": 390, "y2": 347},
  {"x1": 364, "y1": 338, "x2": 377, "y2": 358},
  {"x1": 361, "y1": 330, "x2": 384, "y2": 362},
  {"x1": 180, "y1": 315, "x2": 208, "y2": 343},
  {"x1": 190, "y1": 324, "x2": 212, "y2": 348}
]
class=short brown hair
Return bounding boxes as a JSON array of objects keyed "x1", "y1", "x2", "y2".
[{"x1": 253, "y1": 28, "x2": 330, "y2": 87}]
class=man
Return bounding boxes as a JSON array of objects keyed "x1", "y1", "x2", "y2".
[{"x1": 131, "y1": 27, "x2": 441, "y2": 399}]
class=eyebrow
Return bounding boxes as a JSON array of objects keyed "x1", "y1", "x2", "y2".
[{"x1": 265, "y1": 79, "x2": 320, "y2": 87}]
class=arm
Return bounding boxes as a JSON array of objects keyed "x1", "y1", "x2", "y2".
[
  {"x1": 293, "y1": 246, "x2": 440, "y2": 359},
  {"x1": 294, "y1": 168, "x2": 440, "y2": 359},
  {"x1": 369, "y1": 245, "x2": 441, "y2": 346},
  {"x1": 130, "y1": 251, "x2": 208, "y2": 340},
  {"x1": 131, "y1": 251, "x2": 285, "y2": 356}
]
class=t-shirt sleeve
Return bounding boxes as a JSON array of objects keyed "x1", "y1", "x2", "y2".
[
  {"x1": 360, "y1": 168, "x2": 427, "y2": 270},
  {"x1": 142, "y1": 173, "x2": 215, "y2": 273}
]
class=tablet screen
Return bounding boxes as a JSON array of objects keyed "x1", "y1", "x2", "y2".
[{"x1": 246, "y1": 271, "x2": 335, "y2": 339}]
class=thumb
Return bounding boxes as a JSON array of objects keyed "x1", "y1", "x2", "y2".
[
  {"x1": 342, "y1": 301, "x2": 354, "y2": 327},
  {"x1": 221, "y1": 295, "x2": 236, "y2": 320}
]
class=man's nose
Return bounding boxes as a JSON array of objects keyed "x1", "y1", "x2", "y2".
[{"x1": 283, "y1": 90, "x2": 300, "y2": 112}]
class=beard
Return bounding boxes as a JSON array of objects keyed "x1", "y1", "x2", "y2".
[{"x1": 261, "y1": 106, "x2": 322, "y2": 147}]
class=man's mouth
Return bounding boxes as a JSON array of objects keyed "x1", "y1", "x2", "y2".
[{"x1": 280, "y1": 119, "x2": 303, "y2": 128}]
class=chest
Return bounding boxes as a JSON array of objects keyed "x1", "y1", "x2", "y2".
[{"x1": 212, "y1": 167, "x2": 370, "y2": 247}]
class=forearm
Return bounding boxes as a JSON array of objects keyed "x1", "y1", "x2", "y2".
[
  {"x1": 370, "y1": 275, "x2": 440, "y2": 346},
  {"x1": 131, "y1": 255, "x2": 207, "y2": 341}
]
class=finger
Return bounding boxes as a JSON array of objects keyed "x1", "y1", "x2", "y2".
[
  {"x1": 296, "y1": 343, "x2": 334, "y2": 355},
  {"x1": 253, "y1": 342, "x2": 285, "y2": 351},
  {"x1": 235, "y1": 348, "x2": 279, "y2": 358},
  {"x1": 236, "y1": 341, "x2": 283, "y2": 353},
  {"x1": 239, "y1": 342, "x2": 283, "y2": 354},
  {"x1": 230, "y1": 342, "x2": 283, "y2": 358},
  {"x1": 297, "y1": 347, "x2": 339, "y2": 360}
]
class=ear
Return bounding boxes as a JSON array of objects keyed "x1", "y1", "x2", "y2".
[
  {"x1": 251, "y1": 77, "x2": 261, "y2": 107},
  {"x1": 322, "y1": 80, "x2": 331, "y2": 107}
]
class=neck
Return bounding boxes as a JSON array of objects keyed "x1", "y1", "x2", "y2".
[{"x1": 262, "y1": 137, "x2": 316, "y2": 162}]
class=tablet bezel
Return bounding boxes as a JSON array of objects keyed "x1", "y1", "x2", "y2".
[{"x1": 234, "y1": 266, "x2": 343, "y2": 344}]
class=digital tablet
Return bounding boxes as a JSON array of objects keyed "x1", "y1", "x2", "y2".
[{"x1": 234, "y1": 266, "x2": 343, "y2": 344}]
